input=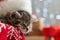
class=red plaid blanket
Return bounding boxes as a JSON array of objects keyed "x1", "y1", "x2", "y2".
[{"x1": 0, "y1": 23, "x2": 25, "y2": 40}]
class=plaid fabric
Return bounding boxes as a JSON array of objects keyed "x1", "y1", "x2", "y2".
[{"x1": 0, "y1": 23, "x2": 25, "y2": 40}]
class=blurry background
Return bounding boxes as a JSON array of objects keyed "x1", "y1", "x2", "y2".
[
  {"x1": 32, "y1": 0, "x2": 60, "y2": 26},
  {"x1": 26, "y1": 0, "x2": 60, "y2": 40}
]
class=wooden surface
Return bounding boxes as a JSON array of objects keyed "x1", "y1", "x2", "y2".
[{"x1": 26, "y1": 36, "x2": 44, "y2": 40}]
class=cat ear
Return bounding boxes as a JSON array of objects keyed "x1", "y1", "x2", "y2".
[{"x1": 15, "y1": 11, "x2": 23, "y2": 18}]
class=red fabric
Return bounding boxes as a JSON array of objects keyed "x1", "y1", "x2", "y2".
[
  {"x1": 43, "y1": 25, "x2": 60, "y2": 40},
  {"x1": 43, "y1": 28, "x2": 49, "y2": 36},
  {"x1": 54, "y1": 29, "x2": 60, "y2": 40},
  {"x1": 43, "y1": 25, "x2": 60, "y2": 36},
  {"x1": 0, "y1": 0, "x2": 4, "y2": 1},
  {"x1": 50, "y1": 25, "x2": 60, "y2": 36},
  {"x1": 43, "y1": 27, "x2": 53, "y2": 36},
  {"x1": 0, "y1": 23, "x2": 25, "y2": 40}
]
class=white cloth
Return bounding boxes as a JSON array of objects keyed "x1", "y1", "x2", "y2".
[{"x1": 0, "y1": 0, "x2": 32, "y2": 16}]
